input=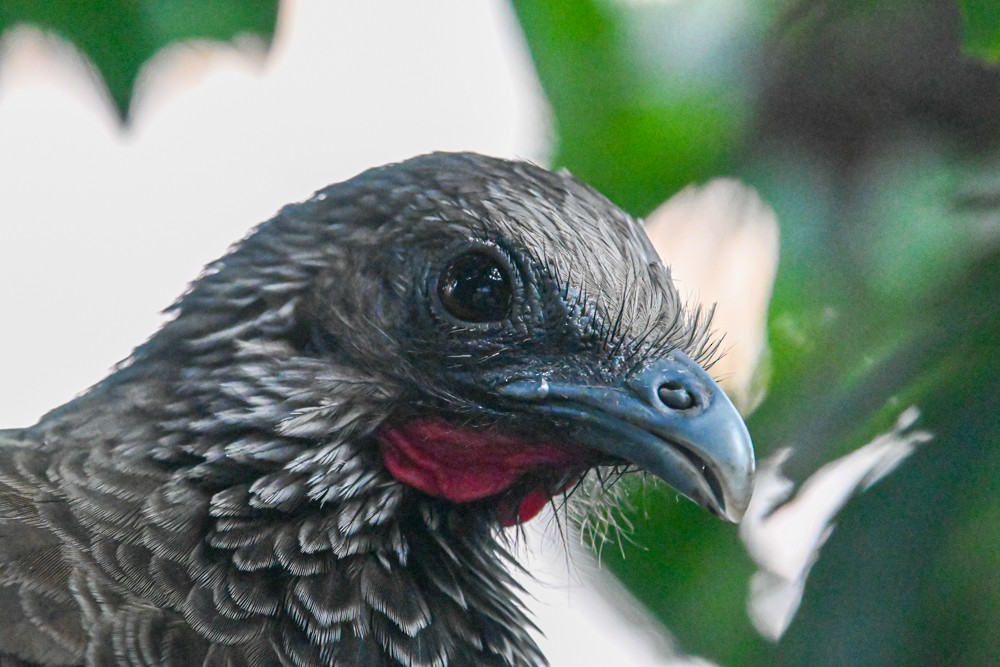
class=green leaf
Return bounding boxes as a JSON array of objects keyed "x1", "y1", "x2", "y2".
[
  {"x1": 510, "y1": 0, "x2": 766, "y2": 216},
  {"x1": 0, "y1": 0, "x2": 279, "y2": 120},
  {"x1": 959, "y1": 0, "x2": 1000, "y2": 62}
]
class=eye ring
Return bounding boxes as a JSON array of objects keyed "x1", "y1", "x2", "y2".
[{"x1": 436, "y1": 248, "x2": 515, "y2": 323}]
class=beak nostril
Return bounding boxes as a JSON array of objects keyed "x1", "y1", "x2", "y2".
[{"x1": 658, "y1": 381, "x2": 696, "y2": 411}]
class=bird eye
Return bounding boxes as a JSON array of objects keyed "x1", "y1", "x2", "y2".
[{"x1": 438, "y1": 250, "x2": 514, "y2": 323}]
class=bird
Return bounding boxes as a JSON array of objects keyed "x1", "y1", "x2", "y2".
[{"x1": 0, "y1": 152, "x2": 754, "y2": 667}]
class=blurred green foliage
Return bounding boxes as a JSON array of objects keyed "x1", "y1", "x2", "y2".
[
  {"x1": 512, "y1": 0, "x2": 771, "y2": 216},
  {"x1": 959, "y1": 0, "x2": 1000, "y2": 61},
  {"x1": 513, "y1": 0, "x2": 1000, "y2": 665},
  {"x1": 0, "y1": 0, "x2": 278, "y2": 119}
]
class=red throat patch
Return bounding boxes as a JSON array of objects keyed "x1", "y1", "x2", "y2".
[{"x1": 377, "y1": 418, "x2": 591, "y2": 526}]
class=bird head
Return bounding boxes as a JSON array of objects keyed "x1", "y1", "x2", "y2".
[{"x1": 150, "y1": 152, "x2": 754, "y2": 531}]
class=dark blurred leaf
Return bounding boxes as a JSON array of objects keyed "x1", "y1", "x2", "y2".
[
  {"x1": 0, "y1": 0, "x2": 279, "y2": 120},
  {"x1": 748, "y1": 143, "x2": 999, "y2": 475},
  {"x1": 773, "y1": 247, "x2": 1000, "y2": 666},
  {"x1": 959, "y1": 0, "x2": 1000, "y2": 61}
]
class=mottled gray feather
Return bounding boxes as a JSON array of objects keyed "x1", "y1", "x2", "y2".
[{"x1": 0, "y1": 153, "x2": 707, "y2": 666}]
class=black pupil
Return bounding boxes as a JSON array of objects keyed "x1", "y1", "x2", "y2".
[{"x1": 439, "y1": 251, "x2": 513, "y2": 322}]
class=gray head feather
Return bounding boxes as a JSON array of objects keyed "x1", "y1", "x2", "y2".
[{"x1": 1, "y1": 152, "x2": 719, "y2": 667}]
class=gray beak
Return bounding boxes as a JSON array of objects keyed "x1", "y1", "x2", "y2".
[{"x1": 499, "y1": 351, "x2": 755, "y2": 522}]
